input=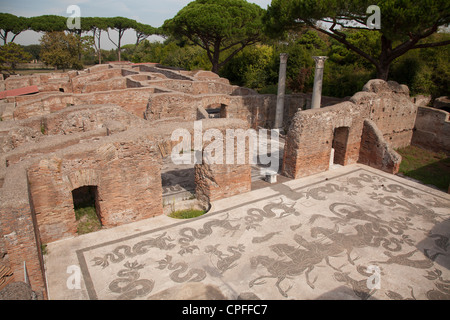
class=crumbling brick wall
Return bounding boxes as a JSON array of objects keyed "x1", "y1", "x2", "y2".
[
  {"x1": 359, "y1": 119, "x2": 401, "y2": 173},
  {"x1": 412, "y1": 106, "x2": 450, "y2": 154},
  {"x1": 283, "y1": 80, "x2": 416, "y2": 179},
  {"x1": 194, "y1": 119, "x2": 252, "y2": 203},
  {"x1": 27, "y1": 133, "x2": 163, "y2": 244},
  {"x1": 0, "y1": 164, "x2": 47, "y2": 298},
  {"x1": 282, "y1": 101, "x2": 364, "y2": 178},
  {"x1": 351, "y1": 80, "x2": 417, "y2": 149}
]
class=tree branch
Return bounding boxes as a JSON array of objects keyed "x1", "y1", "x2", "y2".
[
  {"x1": 312, "y1": 20, "x2": 378, "y2": 66},
  {"x1": 411, "y1": 39, "x2": 450, "y2": 49},
  {"x1": 218, "y1": 43, "x2": 247, "y2": 69},
  {"x1": 10, "y1": 32, "x2": 21, "y2": 43},
  {"x1": 107, "y1": 30, "x2": 118, "y2": 48},
  {"x1": 0, "y1": 30, "x2": 8, "y2": 44},
  {"x1": 388, "y1": 22, "x2": 441, "y2": 62}
]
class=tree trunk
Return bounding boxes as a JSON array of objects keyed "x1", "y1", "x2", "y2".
[
  {"x1": 76, "y1": 30, "x2": 82, "y2": 61},
  {"x1": 210, "y1": 41, "x2": 221, "y2": 74},
  {"x1": 376, "y1": 35, "x2": 392, "y2": 81},
  {"x1": 97, "y1": 30, "x2": 102, "y2": 64},
  {"x1": 376, "y1": 63, "x2": 390, "y2": 81},
  {"x1": 211, "y1": 62, "x2": 220, "y2": 74}
]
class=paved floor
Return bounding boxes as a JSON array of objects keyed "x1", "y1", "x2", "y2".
[{"x1": 45, "y1": 164, "x2": 450, "y2": 300}]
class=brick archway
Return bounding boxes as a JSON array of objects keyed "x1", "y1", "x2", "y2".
[
  {"x1": 67, "y1": 169, "x2": 101, "y2": 191},
  {"x1": 67, "y1": 169, "x2": 103, "y2": 227}
]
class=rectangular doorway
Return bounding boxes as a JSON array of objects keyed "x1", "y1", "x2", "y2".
[{"x1": 332, "y1": 127, "x2": 349, "y2": 166}]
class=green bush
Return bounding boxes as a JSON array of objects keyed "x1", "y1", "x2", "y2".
[
  {"x1": 323, "y1": 64, "x2": 374, "y2": 98},
  {"x1": 390, "y1": 33, "x2": 450, "y2": 98}
]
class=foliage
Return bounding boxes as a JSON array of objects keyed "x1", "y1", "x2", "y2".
[
  {"x1": 264, "y1": 0, "x2": 450, "y2": 80},
  {"x1": 322, "y1": 64, "x2": 374, "y2": 98},
  {"x1": 125, "y1": 38, "x2": 212, "y2": 70},
  {"x1": 163, "y1": 0, "x2": 265, "y2": 73},
  {"x1": 28, "y1": 15, "x2": 67, "y2": 32},
  {"x1": 130, "y1": 39, "x2": 163, "y2": 63},
  {"x1": 220, "y1": 44, "x2": 274, "y2": 89},
  {"x1": 22, "y1": 44, "x2": 41, "y2": 61},
  {"x1": 0, "y1": 42, "x2": 32, "y2": 74},
  {"x1": 390, "y1": 33, "x2": 450, "y2": 98},
  {"x1": 40, "y1": 32, "x2": 81, "y2": 70},
  {"x1": 160, "y1": 41, "x2": 211, "y2": 71},
  {"x1": 0, "y1": 14, "x2": 156, "y2": 64},
  {"x1": 135, "y1": 22, "x2": 156, "y2": 45},
  {"x1": 121, "y1": 26, "x2": 447, "y2": 99},
  {"x1": 80, "y1": 17, "x2": 111, "y2": 64},
  {"x1": 220, "y1": 29, "x2": 328, "y2": 93},
  {"x1": 1, "y1": 6, "x2": 448, "y2": 100},
  {"x1": 105, "y1": 17, "x2": 137, "y2": 61},
  {"x1": 0, "y1": 13, "x2": 29, "y2": 44}
]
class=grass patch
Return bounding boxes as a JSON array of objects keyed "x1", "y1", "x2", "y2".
[
  {"x1": 396, "y1": 145, "x2": 450, "y2": 191},
  {"x1": 41, "y1": 243, "x2": 48, "y2": 256},
  {"x1": 168, "y1": 209, "x2": 206, "y2": 219},
  {"x1": 75, "y1": 205, "x2": 102, "y2": 235}
]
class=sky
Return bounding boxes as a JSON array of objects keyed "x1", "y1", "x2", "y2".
[{"x1": 0, "y1": 0, "x2": 273, "y2": 49}]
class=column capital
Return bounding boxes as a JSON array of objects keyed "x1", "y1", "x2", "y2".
[
  {"x1": 280, "y1": 53, "x2": 289, "y2": 63},
  {"x1": 312, "y1": 56, "x2": 328, "y2": 69}
]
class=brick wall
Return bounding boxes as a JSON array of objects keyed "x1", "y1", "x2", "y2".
[
  {"x1": 194, "y1": 122, "x2": 252, "y2": 203},
  {"x1": 282, "y1": 80, "x2": 416, "y2": 179},
  {"x1": 282, "y1": 102, "x2": 364, "y2": 178},
  {"x1": 27, "y1": 134, "x2": 163, "y2": 244},
  {"x1": 0, "y1": 165, "x2": 47, "y2": 298},
  {"x1": 358, "y1": 119, "x2": 401, "y2": 174},
  {"x1": 353, "y1": 80, "x2": 417, "y2": 149},
  {"x1": 412, "y1": 106, "x2": 450, "y2": 154}
]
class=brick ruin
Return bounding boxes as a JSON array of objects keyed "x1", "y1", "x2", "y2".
[
  {"x1": 0, "y1": 61, "x2": 444, "y2": 298},
  {"x1": 282, "y1": 80, "x2": 417, "y2": 178}
]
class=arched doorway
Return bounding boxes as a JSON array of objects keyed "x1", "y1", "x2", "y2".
[{"x1": 71, "y1": 185, "x2": 102, "y2": 234}]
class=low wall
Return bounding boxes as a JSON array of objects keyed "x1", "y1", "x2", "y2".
[
  {"x1": 412, "y1": 106, "x2": 450, "y2": 154},
  {"x1": 359, "y1": 119, "x2": 401, "y2": 174}
]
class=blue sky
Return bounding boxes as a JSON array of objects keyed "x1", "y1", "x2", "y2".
[{"x1": 0, "y1": 0, "x2": 272, "y2": 48}]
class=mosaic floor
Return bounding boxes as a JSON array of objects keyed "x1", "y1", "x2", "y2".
[{"x1": 46, "y1": 164, "x2": 450, "y2": 300}]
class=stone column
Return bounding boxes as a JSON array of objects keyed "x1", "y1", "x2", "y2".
[
  {"x1": 274, "y1": 53, "x2": 288, "y2": 129},
  {"x1": 311, "y1": 56, "x2": 327, "y2": 109}
]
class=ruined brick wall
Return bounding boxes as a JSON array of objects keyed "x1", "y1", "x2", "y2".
[
  {"x1": 145, "y1": 92, "x2": 231, "y2": 122},
  {"x1": 282, "y1": 102, "x2": 364, "y2": 178},
  {"x1": 359, "y1": 119, "x2": 401, "y2": 174},
  {"x1": 2, "y1": 73, "x2": 70, "y2": 92},
  {"x1": 412, "y1": 106, "x2": 450, "y2": 154},
  {"x1": 145, "y1": 92, "x2": 309, "y2": 131},
  {"x1": 351, "y1": 80, "x2": 417, "y2": 149},
  {"x1": 71, "y1": 68, "x2": 137, "y2": 93},
  {"x1": 2, "y1": 65, "x2": 333, "y2": 131},
  {"x1": 282, "y1": 80, "x2": 417, "y2": 179},
  {"x1": 1, "y1": 104, "x2": 146, "y2": 154},
  {"x1": 0, "y1": 164, "x2": 47, "y2": 298},
  {"x1": 11, "y1": 87, "x2": 161, "y2": 120},
  {"x1": 195, "y1": 162, "x2": 251, "y2": 203},
  {"x1": 194, "y1": 119, "x2": 252, "y2": 203},
  {"x1": 27, "y1": 133, "x2": 162, "y2": 244}
]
